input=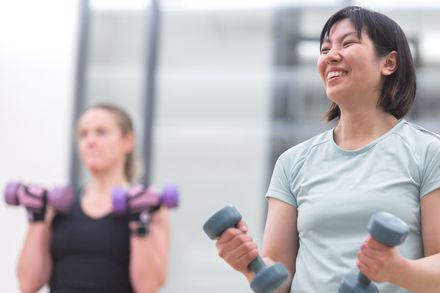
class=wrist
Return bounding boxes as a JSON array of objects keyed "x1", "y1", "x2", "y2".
[
  {"x1": 27, "y1": 210, "x2": 45, "y2": 223},
  {"x1": 390, "y1": 255, "x2": 412, "y2": 288},
  {"x1": 243, "y1": 270, "x2": 256, "y2": 283},
  {"x1": 129, "y1": 210, "x2": 153, "y2": 238},
  {"x1": 130, "y1": 221, "x2": 149, "y2": 237}
]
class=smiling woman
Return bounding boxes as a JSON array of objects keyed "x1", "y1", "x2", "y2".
[
  {"x1": 318, "y1": 6, "x2": 416, "y2": 123},
  {"x1": 213, "y1": 6, "x2": 440, "y2": 293},
  {"x1": 317, "y1": 18, "x2": 391, "y2": 113}
]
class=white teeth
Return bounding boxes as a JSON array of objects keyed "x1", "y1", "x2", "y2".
[{"x1": 327, "y1": 71, "x2": 347, "y2": 79}]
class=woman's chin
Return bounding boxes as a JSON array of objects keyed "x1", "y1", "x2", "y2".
[
  {"x1": 85, "y1": 164, "x2": 106, "y2": 174},
  {"x1": 326, "y1": 90, "x2": 348, "y2": 104}
]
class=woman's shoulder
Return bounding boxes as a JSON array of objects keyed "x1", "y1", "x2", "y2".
[
  {"x1": 282, "y1": 129, "x2": 332, "y2": 156},
  {"x1": 277, "y1": 129, "x2": 332, "y2": 165},
  {"x1": 396, "y1": 120, "x2": 440, "y2": 147}
]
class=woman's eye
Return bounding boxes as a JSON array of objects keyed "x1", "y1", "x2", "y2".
[
  {"x1": 97, "y1": 129, "x2": 107, "y2": 136},
  {"x1": 320, "y1": 47, "x2": 330, "y2": 54},
  {"x1": 343, "y1": 41, "x2": 356, "y2": 47},
  {"x1": 78, "y1": 131, "x2": 87, "y2": 139}
]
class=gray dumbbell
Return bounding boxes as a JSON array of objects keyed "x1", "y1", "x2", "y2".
[
  {"x1": 339, "y1": 212, "x2": 409, "y2": 293},
  {"x1": 203, "y1": 206, "x2": 289, "y2": 293}
]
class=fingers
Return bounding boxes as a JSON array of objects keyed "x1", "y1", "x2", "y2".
[
  {"x1": 220, "y1": 237, "x2": 258, "y2": 263},
  {"x1": 236, "y1": 220, "x2": 248, "y2": 233},
  {"x1": 216, "y1": 227, "x2": 259, "y2": 272},
  {"x1": 364, "y1": 235, "x2": 389, "y2": 250},
  {"x1": 357, "y1": 245, "x2": 382, "y2": 278},
  {"x1": 216, "y1": 220, "x2": 248, "y2": 244},
  {"x1": 230, "y1": 247, "x2": 259, "y2": 271},
  {"x1": 18, "y1": 185, "x2": 46, "y2": 210},
  {"x1": 356, "y1": 237, "x2": 398, "y2": 282}
]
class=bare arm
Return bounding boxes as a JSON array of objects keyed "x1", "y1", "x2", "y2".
[
  {"x1": 17, "y1": 221, "x2": 53, "y2": 293},
  {"x1": 129, "y1": 208, "x2": 169, "y2": 293},
  {"x1": 392, "y1": 188, "x2": 440, "y2": 292},
  {"x1": 358, "y1": 189, "x2": 440, "y2": 293},
  {"x1": 216, "y1": 198, "x2": 298, "y2": 292},
  {"x1": 261, "y1": 197, "x2": 299, "y2": 293}
]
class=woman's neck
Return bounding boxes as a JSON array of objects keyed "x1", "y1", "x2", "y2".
[
  {"x1": 85, "y1": 170, "x2": 129, "y2": 199},
  {"x1": 334, "y1": 109, "x2": 398, "y2": 150}
]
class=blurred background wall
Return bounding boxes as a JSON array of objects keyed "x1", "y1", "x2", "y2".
[
  {"x1": 1, "y1": 0, "x2": 439, "y2": 292},
  {"x1": 0, "y1": 1, "x2": 78, "y2": 292}
]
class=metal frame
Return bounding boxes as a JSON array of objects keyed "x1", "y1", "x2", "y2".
[
  {"x1": 69, "y1": 0, "x2": 90, "y2": 187},
  {"x1": 69, "y1": 0, "x2": 161, "y2": 187},
  {"x1": 141, "y1": 0, "x2": 161, "y2": 184}
]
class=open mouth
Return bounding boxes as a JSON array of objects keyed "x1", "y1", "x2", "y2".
[{"x1": 327, "y1": 71, "x2": 347, "y2": 80}]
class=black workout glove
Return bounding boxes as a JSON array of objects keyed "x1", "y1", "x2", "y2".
[
  {"x1": 125, "y1": 185, "x2": 161, "y2": 237},
  {"x1": 17, "y1": 184, "x2": 48, "y2": 222}
]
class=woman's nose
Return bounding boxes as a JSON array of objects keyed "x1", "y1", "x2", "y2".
[
  {"x1": 325, "y1": 47, "x2": 342, "y2": 64},
  {"x1": 83, "y1": 134, "x2": 97, "y2": 147}
]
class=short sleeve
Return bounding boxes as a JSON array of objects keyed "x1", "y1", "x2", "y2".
[
  {"x1": 265, "y1": 152, "x2": 297, "y2": 207},
  {"x1": 420, "y1": 140, "x2": 440, "y2": 197}
]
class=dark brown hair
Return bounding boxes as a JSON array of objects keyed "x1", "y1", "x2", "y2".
[{"x1": 320, "y1": 6, "x2": 417, "y2": 121}]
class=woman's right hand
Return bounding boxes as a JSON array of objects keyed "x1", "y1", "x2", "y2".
[
  {"x1": 215, "y1": 220, "x2": 259, "y2": 274},
  {"x1": 17, "y1": 184, "x2": 49, "y2": 223}
]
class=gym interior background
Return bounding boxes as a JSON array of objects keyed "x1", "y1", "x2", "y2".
[{"x1": 1, "y1": 0, "x2": 439, "y2": 292}]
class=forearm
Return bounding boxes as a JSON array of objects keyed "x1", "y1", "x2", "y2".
[
  {"x1": 130, "y1": 236, "x2": 168, "y2": 292},
  {"x1": 17, "y1": 223, "x2": 52, "y2": 293},
  {"x1": 393, "y1": 254, "x2": 440, "y2": 293},
  {"x1": 129, "y1": 210, "x2": 169, "y2": 293}
]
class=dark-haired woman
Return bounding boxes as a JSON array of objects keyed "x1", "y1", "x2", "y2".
[
  {"x1": 17, "y1": 104, "x2": 169, "y2": 293},
  {"x1": 215, "y1": 6, "x2": 440, "y2": 293}
]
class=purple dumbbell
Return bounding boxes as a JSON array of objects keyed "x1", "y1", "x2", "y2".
[
  {"x1": 5, "y1": 182, "x2": 22, "y2": 206},
  {"x1": 112, "y1": 183, "x2": 179, "y2": 215},
  {"x1": 4, "y1": 182, "x2": 73, "y2": 214},
  {"x1": 48, "y1": 186, "x2": 74, "y2": 213}
]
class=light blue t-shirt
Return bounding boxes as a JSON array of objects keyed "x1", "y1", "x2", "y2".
[{"x1": 266, "y1": 119, "x2": 440, "y2": 293}]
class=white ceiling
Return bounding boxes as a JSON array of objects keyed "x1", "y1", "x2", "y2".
[{"x1": 90, "y1": 0, "x2": 440, "y2": 11}]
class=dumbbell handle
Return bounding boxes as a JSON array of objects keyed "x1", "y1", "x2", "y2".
[
  {"x1": 204, "y1": 206, "x2": 289, "y2": 293},
  {"x1": 355, "y1": 212, "x2": 409, "y2": 288},
  {"x1": 357, "y1": 272, "x2": 371, "y2": 287},
  {"x1": 249, "y1": 256, "x2": 266, "y2": 273},
  {"x1": 204, "y1": 207, "x2": 270, "y2": 274}
]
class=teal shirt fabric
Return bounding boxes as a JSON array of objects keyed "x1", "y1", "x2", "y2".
[{"x1": 266, "y1": 119, "x2": 440, "y2": 292}]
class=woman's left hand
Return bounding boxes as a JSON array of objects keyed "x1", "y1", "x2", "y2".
[{"x1": 357, "y1": 235, "x2": 404, "y2": 283}]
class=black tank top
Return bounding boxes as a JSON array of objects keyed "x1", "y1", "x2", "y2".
[{"x1": 50, "y1": 190, "x2": 134, "y2": 293}]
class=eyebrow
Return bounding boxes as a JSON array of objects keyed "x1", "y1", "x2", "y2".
[{"x1": 323, "y1": 31, "x2": 358, "y2": 44}]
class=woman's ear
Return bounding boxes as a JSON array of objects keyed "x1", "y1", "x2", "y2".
[
  {"x1": 123, "y1": 132, "x2": 135, "y2": 153},
  {"x1": 381, "y1": 51, "x2": 398, "y2": 76}
]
